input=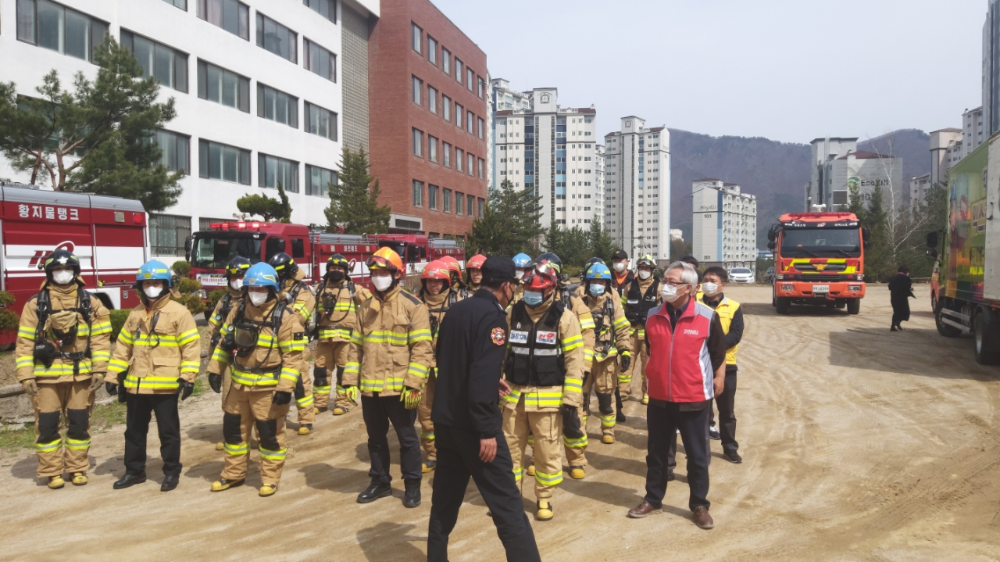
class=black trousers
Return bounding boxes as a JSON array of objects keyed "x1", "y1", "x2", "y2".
[
  {"x1": 645, "y1": 401, "x2": 711, "y2": 511},
  {"x1": 362, "y1": 394, "x2": 421, "y2": 483},
  {"x1": 124, "y1": 392, "x2": 181, "y2": 476},
  {"x1": 427, "y1": 425, "x2": 540, "y2": 562},
  {"x1": 714, "y1": 370, "x2": 738, "y2": 454}
]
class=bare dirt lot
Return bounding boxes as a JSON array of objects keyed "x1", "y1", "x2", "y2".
[{"x1": 2, "y1": 285, "x2": 999, "y2": 561}]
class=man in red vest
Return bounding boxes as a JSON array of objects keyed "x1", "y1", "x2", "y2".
[{"x1": 627, "y1": 261, "x2": 726, "y2": 530}]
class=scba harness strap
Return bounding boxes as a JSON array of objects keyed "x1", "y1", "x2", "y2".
[
  {"x1": 227, "y1": 299, "x2": 286, "y2": 377},
  {"x1": 33, "y1": 289, "x2": 94, "y2": 373},
  {"x1": 425, "y1": 289, "x2": 459, "y2": 338},
  {"x1": 591, "y1": 295, "x2": 616, "y2": 355}
]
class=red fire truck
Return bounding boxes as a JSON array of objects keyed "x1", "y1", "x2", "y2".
[
  {"x1": 0, "y1": 182, "x2": 149, "y2": 314},
  {"x1": 186, "y1": 223, "x2": 464, "y2": 292}
]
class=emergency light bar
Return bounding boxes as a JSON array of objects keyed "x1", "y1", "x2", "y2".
[{"x1": 210, "y1": 222, "x2": 262, "y2": 231}]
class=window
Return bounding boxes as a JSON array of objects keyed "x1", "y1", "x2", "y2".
[
  {"x1": 304, "y1": 38, "x2": 336, "y2": 81},
  {"x1": 455, "y1": 191, "x2": 464, "y2": 215},
  {"x1": 467, "y1": 111, "x2": 474, "y2": 134},
  {"x1": 121, "y1": 30, "x2": 188, "y2": 93},
  {"x1": 428, "y1": 86, "x2": 438, "y2": 113},
  {"x1": 155, "y1": 130, "x2": 190, "y2": 174},
  {"x1": 197, "y1": 0, "x2": 249, "y2": 40},
  {"x1": 256, "y1": 13, "x2": 297, "y2": 63},
  {"x1": 163, "y1": 0, "x2": 186, "y2": 8},
  {"x1": 478, "y1": 197, "x2": 484, "y2": 218},
  {"x1": 477, "y1": 117, "x2": 484, "y2": 139},
  {"x1": 198, "y1": 139, "x2": 250, "y2": 185},
  {"x1": 467, "y1": 194, "x2": 474, "y2": 216},
  {"x1": 456, "y1": 149, "x2": 464, "y2": 172},
  {"x1": 455, "y1": 103, "x2": 463, "y2": 127},
  {"x1": 427, "y1": 36, "x2": 437, "y2": 65},
  {"x1": 306, "y1": 164, "x2": 337, "y2": 197},
  {"x1": 477, "y1": 77, "x2": 485, "y2": 98},
  {"x1": 412, "y1": 180, "x2": 424, "y2": 207},
  {"x1": 412, "y1": 128, "x2": 423, "y2": 157},
  {"x1": 258, "y1": 153, "x2": 299, "y2": 193},
  {"x1": 17, "y1": 0, "x2": 109, "y2": 63},
  {"x1": 197, "y1": 60, "x2": 249, "y2": 112},
  {"x1": 150, "y1": 214, "x2": 191, "y2": 257},
  {"x1": 466, "y1": 68, "x2": 474, "y2": 91},
  {"x1": 304, "y1": 102, "x2": 337, "y2": 141},
  {"x1": 467, "y1": 153, "x2": 474, "y2": 176},
  {"x1": 303, "y1": 0, "x2": 336, "y2": 23},
  {"x1": 478, "y1": 158, "x2": 484, "y2": 179},
  {"x1": 454, "y1": 58, "x2": 462, "y2": 83},
  {"x1": 428, "y1": 136, "x2": 438, "y2": 163},
  {"x1": 443, "y1": 96, "x2": 451, "y2": 121},
  {"x1": 443, "y1": 143, "x2": 451, "y2": 167},
  {"x1": 443, "y1": 189, "x2": 452, "y2": 213},
  {"x1": 257, "y1": 84, "x2": 298, "y2": 128},
  {"x1": 429, "y1": 185, "x2": 439, "y2": 209},
  {"x1": 412, "y1": 75, "x2": 422, "y2": 105},
  {"x1": 412, "y1": 22, "x2": 422, "y2": 53},
  {"x1": 442, "y1": 48, "x2": 451, "y2": 75}
]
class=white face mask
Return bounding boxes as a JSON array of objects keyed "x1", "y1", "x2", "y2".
[
  {"x1": 144, "y1": 285, "x2": 164, "y2": 300},
  {"x1": 52, "y1": 270, "x2": 75, "y2": 285},
  {"x1": 613, "y1": 262, "x2": 626, "y2": 272},
  {"x1": 661, "y1": 283, "x2": 685, "y2": 303},
  {"x1": 248, "y1": 291, "x2": 269, "y2": 307},
  {"x1": 637, "y1": 270, "x2": 651, "y2": 280},
  {"x1": 372, "y1": 275, "x2": 393, "y2": 292},
  {"x1": 515, "y1": 270, "x2": 525, "y2": 280},
  {"x1": 230, "y1": 278, "x2": 244, "y2": 291},
  {"x1": 702, "y1": 282, "x2": 720, "y2": 297}
]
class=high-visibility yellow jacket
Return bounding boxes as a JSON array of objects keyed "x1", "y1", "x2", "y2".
[
  {"x1": 584, "y1": 291, "x2": 633, "y2": 361},
  {"x1": 108, "y1": 296, "x2": 200, "y2": 394},
  {"x1": 344, "y1": 285, "x2": 434, "y2": 397},
  {"x1": 207, "y1": 298, "x2": 306, "y2": 393},
  {"x1": 502, "y1": 293, "x2": 585, "y2": 412},
  {"x1": 316, "y1": 279, "x2": 371, "y2": 343},
  {"x1": 698, "y1": 294, "x2": 741, "y2": 366},
  {"x1": 15, "y1": 281, "x2": 112, "y2": 383}
]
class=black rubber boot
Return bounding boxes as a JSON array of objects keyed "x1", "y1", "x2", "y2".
[
  {"x1": 403, "y1": 480, "x2": 421, "y2": 508},
  {"x1": 615, "y1": 387, "x2": 626, "y2": 423}
]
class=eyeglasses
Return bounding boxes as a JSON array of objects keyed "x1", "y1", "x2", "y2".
[{"x1": 663, "y1": 280, "x2": 688, "y2": 287}]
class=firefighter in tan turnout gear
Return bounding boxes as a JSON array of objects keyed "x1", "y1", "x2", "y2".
[
  {"x1": 268, "y1": 252, "x2": 316, "y2": 434},
  {"x1": 343, "y1": 247, "x2": 434, "y2": 509},
  {"x1": 313, "y1": 254, "x2": 371, "y2": 415},
  {"x1": 16, "y1": 249, "x2": 112, "y2": 489},
  {"x1": 206, "y1": 263, "x2": 306, "y2": 497},
  {"x1": 502, "y1": 261, "x2": 585, "y2": 521},
  {"x1": 207, "y1": 256, "x2": 250, "y2": 451},
  {"x1": 106, "y1": 260, "x2": 201, "y2": 492},
  {"x1": 623, "y1": 254, "x2": 660, "y2": 405},
  {"x1": 417, "y1": 260, "x2": 465, "y2": 473}
]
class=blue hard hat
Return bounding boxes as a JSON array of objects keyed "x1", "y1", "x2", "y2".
[
  {"x1": 585, "y1": 263, "x2": 612, "y2": 280},
  {"x1": 136, "y1": 260, "x2": 173, "y2": 287},
  {"x1": 513, "y1": 253, "x2": 531, "y2": 268},
  {"x1": 244, "y1": 262, "x2": 280, "y2": 291}
]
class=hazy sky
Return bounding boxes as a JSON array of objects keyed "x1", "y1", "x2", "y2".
[{"x1": 433, "y1": 0, "x2": 985, "y2": 144}]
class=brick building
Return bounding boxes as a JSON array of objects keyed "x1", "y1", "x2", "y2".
[{"x1": 369, "y1": 0, "x2": 489, "y2": 237}]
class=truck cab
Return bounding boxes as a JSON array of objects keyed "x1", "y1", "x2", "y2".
[{"x1": 188, "y1": 222, "x2": 313, "y2": 291}]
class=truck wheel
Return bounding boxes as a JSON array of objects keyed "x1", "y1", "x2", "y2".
[
  {"x1": 846, "y1": 299, "x2": 860, "y2": 315},
  {"x1": 776, "y1": 297, "x2": 791, "y2": 315},
  {"x1": 973, "y1": 307, "x2": 1000, "y2": 365},
  {"x1": 936, "y1": 303, "x2": 962, "y2": 338}
]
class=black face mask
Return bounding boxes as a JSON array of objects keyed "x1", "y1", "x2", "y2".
[{"x1": 327, "y1": 270, "x2": 346, "y2": 282}]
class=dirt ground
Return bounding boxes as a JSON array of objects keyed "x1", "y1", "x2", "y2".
[{"x1": 1, "y1": 285, "x2": 999, "y2": 561}]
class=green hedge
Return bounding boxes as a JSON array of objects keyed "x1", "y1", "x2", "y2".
[
  {"x1": 109, "y1": 309, "x2": 130, "y2": 341},
  {"x1": 172, "y1": 260, "x2": 192, "y2": 278}
]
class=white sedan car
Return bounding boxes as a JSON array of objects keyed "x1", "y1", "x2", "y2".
[{"x1": 729, "y1": 267, "x2": 755, "y2": 284}]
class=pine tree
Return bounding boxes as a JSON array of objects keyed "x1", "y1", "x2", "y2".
[
  {"x1": 236, "y1": 181, "x2": 291, "y2": 222},
  {"x1": 0, "y1": 38, "x2": 181, "y2": 211},
  {"x1": 325, "y1": 146, "x2": 390, "y2": 234},
  {"x1": 467, "y1": 180, "x2": 544, "y2": 255},
  {"x1": 587, "y1": 218, "x2": 617, "y2": 264}
]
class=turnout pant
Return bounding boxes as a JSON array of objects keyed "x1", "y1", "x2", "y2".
[
  {"x1": 565, "y1": 357, "x2": 618, "y2": 467},
  {"x1": 33, "y1": 381, "x2": 94, "y2": 478},
  {"x1": 503, "y1": 396, "x2": 563, "y2": 500},
  {"x1": 361, "y1": 394, "x2": 422, "y2": 484},
  {"x1": 294, "y1": 369, "x2": 315, "y2": 426},
  {"x1": 221, "y1": 387, "x2": 290, "y2": 485},
  {"x1": 620, "y1": 329, "x2": 649, "y2": 397},
  {"x1": 644, "y1": 400, "x2": 711, "y2": 512},
  {"x1": 417, "y1": 370, "x2": 437, "y2": 461},
  {"x1": 427, "y1": 425, "x2": 541, "y2": 562},
  {"x1": 124, "y1": 392, "x2": 181, "y2": 476},
  {"x1": 313, "y1": 340, "x2": 351, "y2": 411}
]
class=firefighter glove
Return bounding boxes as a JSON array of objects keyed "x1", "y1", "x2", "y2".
[
  {"x1": 561, "y1": 404, "x2": 584, "y2": 439},
  {"x1": 105, "y1": 382, "x2": 118, "y2": 396},
  {"x1": 178, "y1": 379, "x2": 194, "y2": 401},
  {"x1": 272, "y1": 390, "x2": 292, "y2": 406},
  {"x1": 401, "y1": 387, "x2": 421, "y2": 410},
  {"x1": 342, "y1": 386, "x2": 359, "y2": 405},
  {"x1": 21, "y1": 379, "x2": 38, "y2": 397},
  {"x1": 620, "y1": 355, "x2": 631, "y2": 373},
  {"x1": 208, "y1": 373, "x2": 222, "y2": 394},
  {"x1": 88, "y1": 373, "x2": 105, "y2": 392}
]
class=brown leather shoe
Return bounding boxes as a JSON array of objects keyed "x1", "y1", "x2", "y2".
[
  {"x1": 692, "y1": 506, "x2": 714, "y2": 529},
  {"x1": 627, "y1": 500, "x2": 662, "y2": 518}
]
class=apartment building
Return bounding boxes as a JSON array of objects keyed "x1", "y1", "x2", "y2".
[{"x1": 691, "y1": 179, "x2": 757, "y2": 272}]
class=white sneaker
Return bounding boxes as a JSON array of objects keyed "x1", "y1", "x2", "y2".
[{"x1": 709, "y1": 424, "x2": 721, "y2": 440}]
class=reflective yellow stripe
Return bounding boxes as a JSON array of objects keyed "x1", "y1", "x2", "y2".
[
  {"x1": 523, "y1": 391, "x2": 562, "y2": 408},
  {"x1": 563, "y1": 434, "x2": 588, "y2": 448},
  {"x1": 232, "y1": 370, "x2": 279, "y2": 387},
  {"x1": 313, "y1": 385, "x2": 332, "y2": 395},
  {"x1": 513, "y1": 467, "x2": 523, "y2": 481},
  {"x1": 617, "y1": 373, "x2": 632, "y2": 383},
  {"x1": 583, "y1": 349, "x2": 594, "y2": 362},
  {"x1": 91, "y1": 351, "x2": 111, "y2": 361},
  {"x1": 360, "y1": 378, "x2": 384, "y2": 393},
  {"x1": 224, "y1": 442, "x2": 248, "y2": 455},
  {"x1": 600, "y1": 413, "x2": 616, "y2": 428},
  {"x1": 36, "y1": 438, "x2": 61, "y2": 453},
  {"x1": 280, "y1": 367, "x2": 300, "y2": 384},
  {"x1": 364, "y1": 330, "x2": 408, "y2": 345},
  {"x1": 613, "y1": 316, "x2": 629, "y2": 329},
  {"x1": 319, "y1": 328, "x2": 353, "y2": 340},
  {"x1": 386, "y1": 377, "x2": 405, "y2": 392},
  {"x1": 563, "y1": 378, "x2": 582, "y2": 392},
  {"x1": 177, "y1": 329, "x2": 200, "y2": 345},
  {"x1": 420, "y1": 429, "x2": 435, "y2": 440},
  {"x1": 18, "y1": 326, "x2": 36, "y2": 340},
  {"x1": 561, "y1": 335, "x2": 584, "y2": 353},
  {"x1": 296, "y1": 394, "x2": 314, "y2": 408},
  {"x1": 65, "y1": 437, "x2": 90, "y2": 451},
  {"x1": 125, "y1": 375, "x2": 179, "y2": 390},
  {"x1": 259, "y1": 447, "x2": 287, "y2": 461},
  {"x1": 16, "y1": 356, "x2": 34, "y2": 368},
  {"x1": 407, "y1": 363, "x2": 429, "y2": 379},
  {"x1": 108, "y1": 359, "x2": 129, "y2": 374},
  {"x1": 579, "y1": 317, "x2": 596, "y2": 330},
  {"x1": 318, "y1": 302, "x2": 355, "y2": 313},
  {"x1": 34, "y1": 360, "x2": 93, "y2": 376},
  {"x1": 634, "y1": 329, "x2": 646, "y2": 339},
  {"x1": 211, "y1": 348, "x2": 229, "y2": 362},
  {"x1": 293, "y1": 303, "x2": 310, "y2": 318},
  {"x1": 344, "y1": 362, "x2": 359, "y2": 375},
  {"x1": 535, "y1": 469, "x2": 563, "y2": 486},
  {"x1": 350, "y1": 331, "x2": 364, "y2": 345},
  {"x1": 180, "y1": 361, "x2": 200, "y2": 374},
  {"x1": 408, "y1": 329, "x2": 432, "y2": 343},
  {"x1": 279, "y1": 338, "x2": 305, "y2": 352},
  {"x1": 503, "y1": 388, "x2": 522, "y2": 405},
  {"x1": 91, "y1": 321, "x2": 112, "y2": 335},
  {"x1": 117, "y1": 330, "x2": 135, "y2": 345}
]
